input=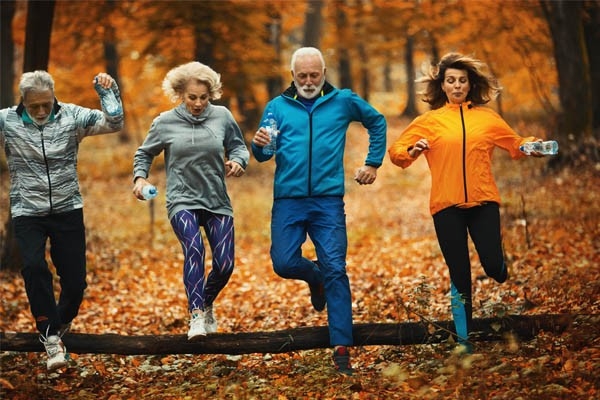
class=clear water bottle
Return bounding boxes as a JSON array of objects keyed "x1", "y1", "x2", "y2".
[
  {"x1": 519, "y1": 140, "x2": 559, "y2": 155},
  {"x1": 262, "y1": 112, "x2": 278, "y2": 155},
  {"x1": 94, "y1": 78, "x2": 122, "y2": 117},
  {"x1": 141, "y1": 185, "x2": 158, "y2": 200}
]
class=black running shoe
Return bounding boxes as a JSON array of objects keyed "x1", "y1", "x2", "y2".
[{"x1": 332, "y1": 346, "x2": 353, "y2": 375}]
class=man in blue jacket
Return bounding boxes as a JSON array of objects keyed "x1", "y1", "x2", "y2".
[{"x1": 252, "y1": 47, "x2": 387, "y2": 375}]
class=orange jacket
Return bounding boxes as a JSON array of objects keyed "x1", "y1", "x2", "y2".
[{"x1": 388, "y1": 102, "x2": 536, "y2": 215}]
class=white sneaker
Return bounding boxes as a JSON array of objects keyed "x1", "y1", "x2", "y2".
[
  {"x1": 204, "y1": 305, "x2": 218, "y2": 334},
  {"x1": 188, "y1": 311, "x2": 206, "y2": 340},
  {"x1": 40, "y1": 334, "x2": 68, "y2": 371}
]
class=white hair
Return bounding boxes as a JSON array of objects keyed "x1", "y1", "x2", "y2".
[
  {"x1": 19, "y1": 70, "x2": 54, "y2": 97},
  {"x1": 290, "y1": 47, "x2": 325, "y2": 72}
]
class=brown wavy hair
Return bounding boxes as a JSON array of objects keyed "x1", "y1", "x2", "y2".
[{"x1": 418, "y1": 52, "x2": 501, "y2": 110}]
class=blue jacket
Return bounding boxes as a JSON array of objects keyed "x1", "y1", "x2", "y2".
[{"x1": 252, "y1": 82, "x2": 386, "y2": 199}]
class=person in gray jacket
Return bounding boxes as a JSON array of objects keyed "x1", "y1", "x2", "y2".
[
  {"x1": 0, "y1": 70, "x2": 124, "y2": 370},
  {"x1": 132, "y1": 62, "x2": 249, "y2": 340}
]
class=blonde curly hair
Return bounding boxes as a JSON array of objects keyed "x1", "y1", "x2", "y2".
[{"x1": 162, "y1": 61, "x2": 223, "y2": 103}]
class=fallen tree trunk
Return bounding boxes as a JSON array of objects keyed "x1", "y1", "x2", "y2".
[{"x1": 0, "y1": 314, "x2": 572, "y2": 355}]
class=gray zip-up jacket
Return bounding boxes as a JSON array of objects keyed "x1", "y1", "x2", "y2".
[
  {"x1": 1, "y1": 100, "x2": 124, "y2": 217},
  {"x1": 133, "y1": 103, "x2": 249, "y2": 220}
]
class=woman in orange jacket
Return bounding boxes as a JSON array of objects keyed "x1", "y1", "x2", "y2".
[{"x1": 389, "y1": 52, "x2": 548, "y2": 352}]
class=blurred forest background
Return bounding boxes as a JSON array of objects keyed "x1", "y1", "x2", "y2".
[
  {"x1": 1, "y1": 1, "x2": 599, "y2": 398},
  {"x1": 1, "y1": 0, "x2": 599, "y2": 266}
]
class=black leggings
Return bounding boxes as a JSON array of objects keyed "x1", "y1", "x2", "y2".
[{"x1": 432, "y1": 202, "x2": 507, "y2": 341}]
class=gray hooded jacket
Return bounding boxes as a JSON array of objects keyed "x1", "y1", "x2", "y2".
[{"x1": 133, "y1": 103, "x2": 249, "y2": 220}]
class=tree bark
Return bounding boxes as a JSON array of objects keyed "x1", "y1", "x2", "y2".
[
  {"x1": 2, "y1": 0, "x2": 55, "y2": 272},
  {"x1": 303, "y1": 0, "x2": 323, "y2": 48},
  {"x1": 0, "y1": 0, "x2": 16, "y2": 108},
  {"x1": 541, "y1": 0, "x2": 593, "y2": 161},
  {"x1": 23, "y1": 0, "x2": 55, "y2": 71},
  {"x1": 583, "y1": 0, "x2": 600, "y2": 130},
  {"x1": 336, "y1": 4, "x2": 353, "y2": 90},
  {"x1": 0, "y1": 314, "x2": 572, "y2": 355},
  {"x1": 400, "y1": 35, "x2": 418, "y2": 118}
]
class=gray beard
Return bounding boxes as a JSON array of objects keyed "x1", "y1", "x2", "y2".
[{"x1": 296, "y1": 80, "x2": 325, "y2": 99}]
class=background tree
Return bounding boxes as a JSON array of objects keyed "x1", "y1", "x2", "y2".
[
  {"x1": 0, "y1": 0, "x2": 17, "y2": 272},
  {"x1": 23, "y1": 0, "x2": 55, "y2": 71},
  {"x1": 265, "y1": 11, "x2": 283, "y2": 99},
  {"x1": 335, "y1": 3, "x2": 353, "y2": 89},
  {"x1": 1, "y1": 0, "x2": 56, "y2": 271},
  {"x1": 101, "y1": 0, "x2": 127, "y2": 143},
  {"x1": 401, "y1": 35, "x2": 417, "y2": 118},
  {"x1": 303, "y1": 0, "x2": 323, "y2": 48},
  {"x1": 0, "y1": 1, "x2": 16, "y2": 108},
  {"x1": 583, "y1": 0, "x2": 600, "y2": 131},
  {"x1": 541, "y1": 0, "x2": 595, "y2": 165}
]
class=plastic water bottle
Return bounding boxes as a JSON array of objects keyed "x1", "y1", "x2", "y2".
[
  {"x1": 519, "y1": 140, "x2": 559, "y2": 155},
  {"x1": 262, "y1": 112, "x2": 278, "y2": 155},
  {"x1": 94, "y1": 78, "x2": 122, "y2": 117},
  {"x1": 141, "y1": 185, "x2": 158, "y2": 200}
]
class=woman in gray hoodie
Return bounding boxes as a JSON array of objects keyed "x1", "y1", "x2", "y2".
[{"x1": 132, "y1": 62, "x2": 249, "y2": 340}]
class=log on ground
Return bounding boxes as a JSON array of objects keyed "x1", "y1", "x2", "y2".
[{"x1": 0, "y1": 314, "x2": 573, "y2": 355}]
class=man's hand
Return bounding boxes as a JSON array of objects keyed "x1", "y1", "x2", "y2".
[
  {"x1": 94, "y1": 72, "x2": 115, "y2": 89},
  {"x1": 354, "y1": 165, "x2": 377, "y2": 185},
  {"x1": 252, "y1": 127, "x2": 272, "y2": 148}
]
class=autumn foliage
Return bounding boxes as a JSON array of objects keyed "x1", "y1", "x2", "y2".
[
  {"x1": 0, "y1": 118, "x2": 598, "y2": 399},
  {"x1": 1, "y1": 0, "x2": 599, "y2": 398}
]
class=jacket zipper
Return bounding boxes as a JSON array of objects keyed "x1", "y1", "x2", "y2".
[
  {"x1": 459, "y1": 104, "x2": 468, "y2": 203},
  {"x1": 308, "y1": 112, "x2": 313, "y2": 196},
  {"x1": 38, "y1": 125, "x2": 54, "y2": 213}
]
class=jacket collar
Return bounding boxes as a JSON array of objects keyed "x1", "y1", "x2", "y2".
[
  {"x1": 16, "y1": 98, "x2": 60, "y2": 124},
  {"x1": 282, "y1": 80, "x2": 335, "y2": 99},
  {"x1": 445, "y1": 101, "x2": 473, "y2": 110},
  {"x1": 174, "y1": 102, "x2": 212, "y2": 124}
]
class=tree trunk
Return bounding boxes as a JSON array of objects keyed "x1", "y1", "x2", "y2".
[
  {"x1": 0, "y1": 314, "x2": 573, "y2": 355},
  {"x1": 336, "y1": 5, "x2": 352, "y2": 89},
  {"x1": 2, "y1": 0, "x2": 55, "y2": 273},
  {"x1": 0, "y1": 0, "x2": 16, "y2": 108},
  {"x1": 194, "y1": 10, "x2": 215, "y2": 67},
  {"x1": 266, "y1": 12, "x2": 283, "y2": 100},
  {"x1": 583, "y1": 0, "x2": 600, "y2": 131},
  {"x1": 400, "y1": 35, "x2": 418, "y2": 118},
  {"x1": 102, "y1": 1, "x2": 128, "y2": 144},
  {"x1": 23, "y1": 0, "x2": 55, "y2": 71},
  {"x1": 303, "y1": 0, "x2": 323, "y2": 48},
  {"x1": 0, "y1": 1, "x2": 17, "y2": 271},
  {"x1": 541, "y1": 0, "x2": 594, "y2": 164}
]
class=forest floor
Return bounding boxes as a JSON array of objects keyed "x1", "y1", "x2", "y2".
[{"x1": 0, "y1": 118, "x2": 599, "y2": 399}]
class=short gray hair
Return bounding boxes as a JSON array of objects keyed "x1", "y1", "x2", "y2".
[
  {"x1": 290, "y1": 47, "x2": 325, "y2": 72},
  {"x1": 19, "y1": 70, "x2": 55, "y2": 98}
]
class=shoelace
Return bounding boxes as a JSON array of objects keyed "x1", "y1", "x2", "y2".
[
  {"x1": 39, "y1": 329, "x2": 63, "y2": 357},
  {"x1": 190, "y1": 312, "x2": 203, "y2": 325}
]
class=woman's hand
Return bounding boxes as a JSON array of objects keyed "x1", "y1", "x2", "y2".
[
  {"x1": 226, "y1": 160, "x2": 245, "y2": 177},
  {"x1": 408, "y1": 139, "x2": 429, "y2": 158},
  {"x1": 132, "y1": 177, "x2": 150, "y2": 200}
]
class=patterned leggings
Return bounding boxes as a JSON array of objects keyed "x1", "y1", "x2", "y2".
[{"x1": 170, "y1": 209, "x2": 235, "y2": 312}]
